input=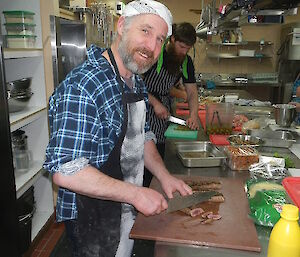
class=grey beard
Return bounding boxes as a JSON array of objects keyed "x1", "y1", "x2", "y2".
[{"x1": 118, "y1": 40, "x2": 152, "y2": 75}]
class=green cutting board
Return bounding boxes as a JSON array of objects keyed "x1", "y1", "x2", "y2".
[{"x1": 164, "y1": 124, "x2": 198, "y2": 140}]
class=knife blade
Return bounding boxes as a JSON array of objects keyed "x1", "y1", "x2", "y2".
[
  {"x1": 166, "y1": 191, "x2": 218, "y2": 213},
  {"x1": 168, "y1": 115, "x2": 187, "y2": 126}
]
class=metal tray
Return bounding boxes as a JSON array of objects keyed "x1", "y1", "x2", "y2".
[
  {"x1": 234, "y1": 106, "x2": 272, "y2": 117},
  {"x1": 175, "y1": 141, "x2": 226, "y2": 167},
  {"x1": 248, "y1": 130, "x2": 296, "y2": 148}
]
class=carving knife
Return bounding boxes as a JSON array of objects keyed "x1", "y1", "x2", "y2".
[
  {"x1": 168, "y1": 115, "x2": 187, "y2": 126},
  {"x1": 166, "y1": 191, "x2": 218, "y2": 213}
]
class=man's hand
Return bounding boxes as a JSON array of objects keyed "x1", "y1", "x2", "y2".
[
  {"x1": 186, "y1": 114, "x2": 200, "y2": 130},
  {"x1": 153, "y1": 101, "x2": 170, "y2": 119},
  {"x1": 131, "y1": 187, "x2": 168, "y2": 216},
  {"x1": 159, "y1": 173, "x2": 192, "y2": 199},
  {"x1": 289, "y1": 102, "x2": 300, "y2": 112}
]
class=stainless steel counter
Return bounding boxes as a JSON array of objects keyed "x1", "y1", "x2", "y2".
[{"x1": 152, "y1": 127, "x2": 300, "y2": 257}]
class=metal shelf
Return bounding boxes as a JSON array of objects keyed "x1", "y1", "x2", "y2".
[
  {"x1": 208, "y1": 41, "x2": 273, "y2": 46},
  {"x1": 3, "y1": 48, "x2": 43, "y2": 59},
  {"x1": 207, "y1": 53, "x2": 273, "y2": 59}
]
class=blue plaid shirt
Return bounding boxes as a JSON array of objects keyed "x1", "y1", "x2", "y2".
[{"x1": 43, "y1": 45, "x2": 150, "y2": 222}]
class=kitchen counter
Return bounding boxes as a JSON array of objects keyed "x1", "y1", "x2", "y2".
[{"x1": 131, "y1": 123, "x2": 300, "y2": 257}]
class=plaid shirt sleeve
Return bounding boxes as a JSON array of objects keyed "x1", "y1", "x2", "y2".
[{"x1": 44, "y1": 83, "x2": 99, "y2": 173}]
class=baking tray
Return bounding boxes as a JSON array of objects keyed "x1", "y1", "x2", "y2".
[
  {"x1": 248, "y1": 130, "x2": 296, "y2": 148},
  {"x1": 175, "y1": 141, "x2": 226, "y2": 167}
]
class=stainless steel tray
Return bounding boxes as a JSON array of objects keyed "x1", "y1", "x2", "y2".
[
  {"x1": 248, "y1": 130, "x2": 296, "y2": 148},
  {"x1": 175, "y1": 141, "x2": 226, "y2": 167},
  {"x1": 234, "y1": 106, "x2": 272, "y2": 117}
]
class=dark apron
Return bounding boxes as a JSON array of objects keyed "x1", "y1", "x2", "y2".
[{"x1": 74, "y1": 48, "x2": 145, "y2": 257}]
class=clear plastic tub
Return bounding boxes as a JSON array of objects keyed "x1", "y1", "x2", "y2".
[
  {"x1": 224, "y1": 145, "x2": 259, "y2": 171},
  {"x1": 3, "y1": 10, "x2": 35, "y2": 24},
  {"x1": 5, "y1": 23, "x2": 36, "y2": 35},
  {"x1": 5, "y1": 35, "x2": 36, "y2": 48},
  {"x1": 205, "y1": 103, "x2": 234, "y2": 135}
]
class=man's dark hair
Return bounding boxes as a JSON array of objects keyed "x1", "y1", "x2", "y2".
[{"x1": 172, "y1": 22, "x2": 196, "y2": 46}]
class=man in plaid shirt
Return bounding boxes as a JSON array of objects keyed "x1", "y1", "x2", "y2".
[{"x1": 43, "y1": 1, "x2": 192, "y2": 257}]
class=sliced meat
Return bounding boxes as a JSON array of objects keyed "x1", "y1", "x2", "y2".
[
  {"x1": 208, "y1": 195, "x2": 225, "y2": 203},
  {"x1": 207, "y1": 213, "x2": 222, "y2": 220},
  {"x1": 180, "y1": 207, "x2": 204, "y2": 217},
  {"x1": 201, "y1": 211, "x2": 213, "y2": 218},
  {"x1": 201, "y1": 218, "x2": 214, "y2": 224},
  {"x1": 190, "y1": 183, "x2": 222, "y2": 191},
  {"x1": 190, "y1": 207, "x2": 205, "y2": 217}
]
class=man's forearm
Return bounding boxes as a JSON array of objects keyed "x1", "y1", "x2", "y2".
[
  {"x1": 53, "y1": 166, "x2": 138, "y2": 205},
  {"x1": 148, "y1": 93, "x2": 159, "y2": 107},
  {"x1": 185, "y1": 83, "x2": 199, "y2": 117},
  {"x1": 144, "y1": 140, "x2": 170, "y2": 182}
]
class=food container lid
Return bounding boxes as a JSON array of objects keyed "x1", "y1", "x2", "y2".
[
  {"x1": 280, "y1": 204, "x2": 299, "y2": 221},
  {"x1": 4, "y1": 23, "x2": 36, "y2": 27},
  {"x1": 5, "y1": 35, "x2": 37, "y2": 38},
  {"x1": 3, "y1": 10, "x2": 35, "y2": 16},
  {"x1": 282, "y1": 177, "x2": 300, "y2": 209}
]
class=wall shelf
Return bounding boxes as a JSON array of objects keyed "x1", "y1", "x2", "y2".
[
  {"x1": 10, "y1": 107, "x2": 47, "y2": 132},
  {"x1": 15, "y1": 164, "x2": 44, "y2": 199},
  {"x1": 3, "y1": 48, "x2": 43, "y2": 59}
]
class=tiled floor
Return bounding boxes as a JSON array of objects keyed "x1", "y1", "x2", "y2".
[
  {"x1": 28, "y1": 219, "x2": 155, "y2": 257},
  {"x1": 30, "y1": 221, "x2": 65, "y2": 257}
]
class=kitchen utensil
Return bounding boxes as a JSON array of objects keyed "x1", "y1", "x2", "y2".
[
  {"x1": 206, "y1": 103, "x2": 234, "y2": 135},
  {"x1": 273, "y1": 104, "x2": 296, "y2": 128},
  {"x1": 210, "y1": 110, "x2": 222, "y2": 127},
  {"x1": 6, "y1": 77, "x2": 32, "y2": 92},
  {"x1": 175, "y1": 141, "x2": 226, "y2": 167},
  {"x1": 227, "y1": 134, "x2": 263, "y2": 147},
  {"x1": 248, "y1": 130, "x2": 296, "y2": 148},
  {"x1": 7, "y1": 92, "x2": 33, "y2": 113},
  {"x1": 167, "y1": 190, "x2": 218, "y2": 213},
  {"x1": 168, "y1": 115, "x2": 186, "y2": 126}
]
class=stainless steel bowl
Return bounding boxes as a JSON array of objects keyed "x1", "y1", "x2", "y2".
[
  {"x1": 7, "y1": 77, "x2": 32, "y2": 92},
  {"x1": 273, "y1": 104, "x2": 296, "y2": 128},
  {"x1": 8, "y1": 92, "x2": 33, "y2": 113},
  {"x1": 227, "y1": 134, "x2": 262, "y2": 147}
]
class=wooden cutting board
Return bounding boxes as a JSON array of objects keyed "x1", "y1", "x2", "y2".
[{"x1": 130, "y1": 175, "x2": 261, "y2": 252}]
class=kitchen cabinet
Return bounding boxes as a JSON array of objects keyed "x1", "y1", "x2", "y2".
[
  {"x1": 206, "y1": 41, "x2": 274, "y2": 62},
  {"x1": 0, "y1": 0, "x2": 54, "y2": 255}
]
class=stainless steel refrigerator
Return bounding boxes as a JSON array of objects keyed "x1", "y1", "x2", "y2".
[{"x1": 50, "y1": 16, "x2": 87, "y2": 87}]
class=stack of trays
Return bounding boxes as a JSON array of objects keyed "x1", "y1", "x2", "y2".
[{"x1": 3, "y1": 10, "x2": 36, "y2": 48}]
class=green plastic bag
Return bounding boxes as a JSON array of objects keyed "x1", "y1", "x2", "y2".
[{"x1": 246, "y1": 179, "x2": 287, "y2": 227}]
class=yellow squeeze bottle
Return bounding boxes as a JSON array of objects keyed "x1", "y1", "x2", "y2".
[{"x1": 267, "y1": 204, "x2": 300, "y2": 257}]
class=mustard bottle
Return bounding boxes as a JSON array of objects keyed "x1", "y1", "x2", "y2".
[{"x1": 267, "y1": 204, "x2": 300, "y2": 257}]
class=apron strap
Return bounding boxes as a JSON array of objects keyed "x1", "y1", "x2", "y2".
[{"x1": 108, "y1": 48, "x2": 125, "y2": 94}]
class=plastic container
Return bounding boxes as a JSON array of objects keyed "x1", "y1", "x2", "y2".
[
  {"x1": 224, "y1": 145, "x2": 259, "y2": 171},
  {"x1": 225, "y1": 93, "x2": 239, "y2": 103},
  {"x1": 206, "y1": 103, "x2": 234, "y2": 135},
  {"x1": 4, "y1": 23, "x2": 36, "y2": 35},
  {"x1": 267, "y1": 204, "x2": 300, "y2": 257},
  {"x1": 239, "y1": 49, "x2": 255, "y2": 57},
  {"x1": 5, "y1": 35, "x2": 36, "y2": 48},
  {"x1": 3, "y1": 10, "x2": 35, "y2": 24},
  {"x1": 13, "y1": 149, "x2": 32, "y2": 172},
  {"x1": 282, "y1": 177, "x2": 300, "y2": 208}
]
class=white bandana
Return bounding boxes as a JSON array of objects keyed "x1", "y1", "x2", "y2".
[{"x1": 123, "y1": 0, "x2": 173, "y2": 37}]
